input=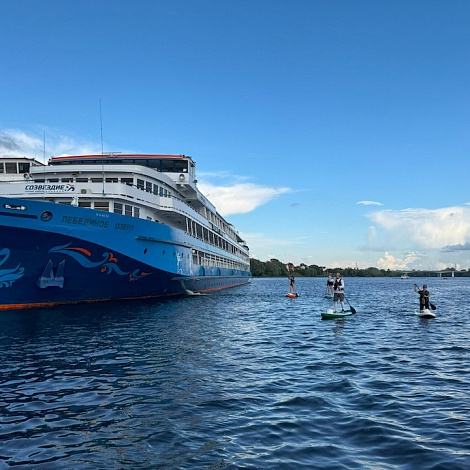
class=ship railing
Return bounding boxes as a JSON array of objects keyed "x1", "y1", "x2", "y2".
[{"x1": 0, "y1": 180, "x2": 249, "y2": 255}]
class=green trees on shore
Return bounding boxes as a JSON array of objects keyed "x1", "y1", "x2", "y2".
[{"x1": 249, "y1": 258, "x2": 469, "y2": 278}]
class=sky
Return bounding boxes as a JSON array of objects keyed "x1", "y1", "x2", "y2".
[{"x1": 1, "y1": 0, "x2": 469, "y2": 271}]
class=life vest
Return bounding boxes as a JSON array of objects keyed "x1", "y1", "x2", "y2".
[
  {"x1": 334, "y1": 278, "x2": 343, "y2": 290},
  {"x1": 419, "y1": 289, "x2": 429, "y2": 302}
]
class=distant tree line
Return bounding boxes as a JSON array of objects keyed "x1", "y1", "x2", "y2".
[{"x1": 249, "y1": 258, "x2": 470, "y2": 278}]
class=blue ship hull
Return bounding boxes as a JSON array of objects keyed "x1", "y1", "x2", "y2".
[{"x1": 0, "y1": 197, "x2": 251, "y2": 309}]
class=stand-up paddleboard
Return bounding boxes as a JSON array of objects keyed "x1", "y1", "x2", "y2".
[
  {"x1": 415, "y1": 309, "x2": 436, "y2": 319},
  {"x1": 321, "y1": 309, "x2": 354, "y2": 319},
  {"x1": 286, "y1": 293, "x2": 299, "y2": 298},
  {"x1": 324, "y1": 294, "x2": 333, "y2": 299}
]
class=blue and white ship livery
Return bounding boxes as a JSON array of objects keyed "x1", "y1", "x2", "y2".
[{"x1": 0, "y1": 154, "x2": 251, "y2": 309}]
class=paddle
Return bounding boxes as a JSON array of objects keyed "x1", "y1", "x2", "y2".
[{"x1": 344, "y1": 296, "x2": 356, "y2": 314}]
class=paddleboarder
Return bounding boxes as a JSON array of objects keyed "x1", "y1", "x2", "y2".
[
  {"x1": 414, "y1": 283, "x2": 430, "y2": 312},
  {"x1": 326, "y1": 274, "x2": 334, "y2": 295},
  {"x1": 333, "y1": 273, "x2": 345, "y2": 313},
  {"x1": 289, "y1": 275, "x2": 297, "y2": 295}
]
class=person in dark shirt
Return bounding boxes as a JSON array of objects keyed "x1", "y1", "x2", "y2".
[
  {"x1": 333, "y1": 273, "x2": 345, "y2": 313},
  {"x1": 326, "y1": 274, "x2": 334, "y2": 295},
  {"x1": 414, "y1": 283, "x2": 430, "y2": 311},
  {"x1": 289, "y1": 275, "x2": 297, "y2": 294}
]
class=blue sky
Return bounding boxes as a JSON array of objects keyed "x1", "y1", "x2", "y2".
[{"x1": 1, "y1": 1, "x2": 469, "y2": 271}]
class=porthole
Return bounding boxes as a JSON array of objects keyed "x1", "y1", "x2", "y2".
[{"x1": 41, "y1": 211, "x2": 53, "y2": 222}]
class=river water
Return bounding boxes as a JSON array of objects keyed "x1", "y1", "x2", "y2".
[{"x1": 1, "y1": 277, "x2": 469, "y2": 469}]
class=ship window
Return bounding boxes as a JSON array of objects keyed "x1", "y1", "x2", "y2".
[
  {"x1": 0, "y1": 163, "x2": 4, "y2": 173},
  {"x1": 159, "y1": 187, "x2": 164, "y2": 196},
  {"x1": 125, "y1": 204, "x2": 132, "y2": 217},
  {"x1": 48, "y1": 178, "x2": 59, "y2": 182},
  {"x1": 76, "y1": 177, "x2": 88, "y2": 182},
  {"x1": 147, "y1": 159, "x2": 161, "y2": 170},
  {"x1": 114, "y1": 202, "x2": 123, "y2": 214},
  {"x1": 121, "y1": 177, "x2": 133, "y2": 185},
  {"x1": 145, "y1": 181, "x2": 152, "y2": 193},
  {"x1": 79, "y1": 201, "x2": 91, "y2": 208},
  {"x1": 106, "y1": 177, "x2": 118, "y2": 183},
  {"x1": 61, "y1": 177, "x2": 73, "y2": 182},
  {"x1": 91, "y1": 178, "x2": 103, "y2": 183},
  {"x1": 4, "y1": 203, "x2": 27, "y2": 210},
  {"x1": 34, "y1": 178, "x2": 45, "y2": 183},
  {"x1": 133, "y1": 207, "x2": 140, "y2": 218},
  {"x1": 174, "y1": 160, "x2": 188, "y2": 172},
  {"x1": 161, "y1": 160, "x2": 174, "y2": 172},
  {"x1": 40, "y1": 211, "x2": 52, "y2": 221},
  {"x1": 94, "y1": 202, "x2": 109, "y2": 212},
  {"x1": 153, "y1": 184, "x2": 159, "y2": 195},
  {"x1": 18, "y1": 163, "x2": 31, "y2": 173},
  {"x1": 136, "y1": 179, "x2": 145, "y2": 190},
  {"x1": 5, "y1": 162, "x2": 17, "y2": 174}
]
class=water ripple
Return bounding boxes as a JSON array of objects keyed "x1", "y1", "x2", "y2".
[{"x1": 0, "y1": 277, "x2": 469, "y2": 468}]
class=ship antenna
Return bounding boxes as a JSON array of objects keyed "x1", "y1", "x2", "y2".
[
  {"x1": 42, "y1": 131, "x2": 47, "y2": 196},
  {"x1": 99, "y1": 99, "x2": 106, "y2": 194},
  {"x1": 99, "y1": 98, "x2": 104, "y2": 155}
]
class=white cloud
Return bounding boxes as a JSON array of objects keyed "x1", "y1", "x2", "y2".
[
  {"x1": 0, "y1": 128, "x2": 101, "y2": 160},
  {"x1": 198, "y1": 182, "x2": 290, "y2": 216},
  {"x1": 357, "y1": 200, "x2": 383, "y2": 206},
  {"x1": 376, "y1": 251, "x2": 420, "y2": 270},
  {"x1": 366, "y1": 207, "x2": 470, "y2": 250},
  {"x1": 363, "y1": 206, "x2": 470, "y2": 270},
  {"x1": 0, "y1": 129, "x2": 44, "y2": 157}
]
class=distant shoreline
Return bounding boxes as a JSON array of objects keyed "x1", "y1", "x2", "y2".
[
  {"x1": 252, "y1": 274, "x2": 470, "y2": 278},
  {"x1": 249, "y1": 258, "x2": 468, "y2": 278}
]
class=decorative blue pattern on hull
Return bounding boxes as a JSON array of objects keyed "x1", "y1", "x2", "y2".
[{"x1": 0, "y1": 248, "x2": 25, "y2": 288}]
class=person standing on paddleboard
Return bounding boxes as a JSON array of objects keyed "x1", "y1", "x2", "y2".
[
  {"x1": 289, "y1": 275, "x2": 297, "y2": 295},
  {"x1": 414, "y1": 283, "x2": 430, "y2": 312},
  {"x1": 333, "y1": 273, "x2": 345, "y2": 313},
  {"x1": 327, "y1": 274, "x2": 334, "y2": 295}
]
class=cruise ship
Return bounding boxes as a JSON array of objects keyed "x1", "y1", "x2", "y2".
[{"x1": 0, "y1": 154, "x2": 251, "y2": 310}]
